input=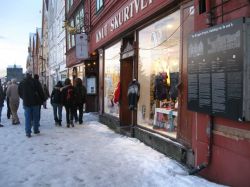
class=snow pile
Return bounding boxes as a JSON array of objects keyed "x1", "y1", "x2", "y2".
[{"x1": 0, "y1": 103, "x2": 226, "y2": 187}]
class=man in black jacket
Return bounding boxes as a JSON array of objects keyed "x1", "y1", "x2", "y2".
[
  {"x1": 18, "y1": 72, "x2": 45, "y2": 137},
  {"x1": 0, "y1": 80, "x2": 5, "y2": 127}
]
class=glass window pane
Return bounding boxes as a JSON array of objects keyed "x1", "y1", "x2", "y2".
[
  {"x1": 137, "y1": 10, "x2": 180, "y2": 133},
  {"x1": 104, "y1": 41, "x2": 121, "y2": 117}
]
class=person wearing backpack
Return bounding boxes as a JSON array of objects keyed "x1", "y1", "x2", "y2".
[
  {"x1": 61, "y1": 78, "x2": 75, "y2": 128},
  {"x1": 51, "y1": 81, "x2": 63, "y2": 126},
  {"x1": 73, "y1": 78, "x2": 86, "y2": 125}
]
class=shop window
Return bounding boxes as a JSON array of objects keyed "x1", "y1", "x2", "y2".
[
  {"x1": 199, "y1": 0, "x2": 206, "y2": 14},
  {"x1": 104, "y1": 41, "x2": 121, "y2": 118},
  {"x1": 138, "y1": 10, "x2": 180, "y2": 138},
  {"x1": 96, "y1": 0, "x2": 104, "y2": 13}
]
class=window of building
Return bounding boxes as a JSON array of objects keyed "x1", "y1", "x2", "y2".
[
  {"x1": 104, "y1": 41, "x2": 121, "y2": 118},
  {"x1": 75, "y1": 7, "x2": 84, "y2": 32},
  {"x1": 66, "y1": 0, "x2": 73, "y2": 13},
  {"x1": 137, "y1": 10, "x2": 180, "y2": 138},
  {"x1": 199, "y1": 0, "x2": 206, "y2": 14},
  {"x1": 66, "y1": 19, "x2": 75, "y2": 50},
  {"x1": 96, "y1": 0, "x2": 104, "y2": 13}
]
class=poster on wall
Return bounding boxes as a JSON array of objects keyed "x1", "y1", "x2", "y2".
[
  {"x1": 187, "y1": 18, "x2": 244, "y2": 121},
  {"x1": 87, "y1": 77, "x2": 96, "y2": 95}
]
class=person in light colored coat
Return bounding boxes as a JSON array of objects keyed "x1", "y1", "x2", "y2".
[{"x1": 6, "y1": 79, "x2": 20, "y2": 125}]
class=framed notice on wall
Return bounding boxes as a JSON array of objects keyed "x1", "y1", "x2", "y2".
[
  {"x1": 187, "y1": 18, "x2": 250, "y2": 121},
  {"x1": 86, "y1": 76, "x2": 96, "y2": 95}
]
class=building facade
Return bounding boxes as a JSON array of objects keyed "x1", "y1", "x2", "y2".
[
  {"x1": 6, "y1": 65, "x2": 23, "y2": 82},
  {"x1": 47, "y1": 0, "x2": 67, "y2": 92},
  {"x1": 87, "y1": 0, "x2": 250, "y2": 186},
  {"x1": 65, "y1": 0, "x2": 99, "y2": 112}
]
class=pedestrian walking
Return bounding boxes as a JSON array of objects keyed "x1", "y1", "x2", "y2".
[
  {"x1": 18, "y1": 71, "x2": 45, "y2": 137},
  {"x1": 51, "y1": 81, "x2": 63, "y2": 126},
  {"x1": 6, "y1": 78, "x2": 20, "y2": 125},
  {"x1": 4, "y1": 81, "x2": 12, "y2": 119},
  {"x1": 34, "y1": 74, "x2": 44, "y2": 125},
  {"x1": 73, "y1": 78, "x2": 86, "y2": 124},
  {"x1": 61, "y1": 78, "x2": 75, "y2": 128},
  {"x1": 0, "y1": 80, "x2": 5, "y2": 127},
  {"x1": 42, "y1": 84, "x2": 50, "y2": 109}
]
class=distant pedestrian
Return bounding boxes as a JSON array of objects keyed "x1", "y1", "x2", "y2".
[
  {"x1": 6, "y1": 79, "x2": 20, "y2": 125},
  {"x1": 42, "y1": 84, "x2": 50, "y2": 109},
  {"x1": 73, "y1": 78, "x2": 86, "y2": 124},
  {"x1": 51, "y1": 81, "x2": 63, "y2": 126},
  {"x1": 4, "y1": 81, "x2": 12, "y2": 119},
  {"x1": 0, "y1": 80, "x2": 5, "y2": 127},
  {"x1": 61, "y1": 78, "x2": 75, "y2": 128},
  {"x1": 18, "y1": 71, "x2": 45, "y2": 137}
]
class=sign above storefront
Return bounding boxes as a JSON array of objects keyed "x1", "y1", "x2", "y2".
[
  {"x1": 76, "y1": 33, "x2": 88, "y2": 59},
  {"x1": 95, "y1": 0, "x2": 154, "y2": 43}
]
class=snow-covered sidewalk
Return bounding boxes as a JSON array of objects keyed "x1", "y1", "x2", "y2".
[{"x1": 0, "y1": 103, "x2": 225, "y2": 187}]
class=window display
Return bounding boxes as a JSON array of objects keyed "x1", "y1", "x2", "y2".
[
  {"x1": 137, "y1": 10, "x2": 180, "y2": 138},
  {"x1": 104, "y1": 41, "x2": 121, "y2": 117}
]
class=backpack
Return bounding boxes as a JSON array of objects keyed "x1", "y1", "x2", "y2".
[{"x1": 66, "y1": 87, "x2": 74, "y2": 103}]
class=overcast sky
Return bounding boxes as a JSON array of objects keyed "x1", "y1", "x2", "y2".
[{"x1": 0, "y1": 0, "x2": 42, "y2": 77}]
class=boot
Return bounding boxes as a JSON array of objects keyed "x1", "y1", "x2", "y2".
[
  {"x1": 58, "y1": 120, "x2": 62, "y2": 126},
  {"x1": 55, "y1": 118, "x2": 59, "y2": 126},
  {"x1": 70, "y1": 120, "x2": 74, "y2": 127}
]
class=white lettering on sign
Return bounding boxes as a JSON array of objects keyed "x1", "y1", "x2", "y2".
[{"x1": 96, "y1": 0, "x2": 154, "y2": 43}]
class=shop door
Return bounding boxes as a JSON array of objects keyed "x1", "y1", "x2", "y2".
[{"x1": 120, "y1": 59, "x2": 133, "y2": 126}]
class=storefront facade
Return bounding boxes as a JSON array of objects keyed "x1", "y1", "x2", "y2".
[
  {"x1": 65, "y1": 0, "x2": 99, "y2": 112},
  {"x1": 89, "y1": 0, "x2": 191, "y2": 165},
  {"x1": 89, "y1": 0, "x2": 250, "y2": 186}
]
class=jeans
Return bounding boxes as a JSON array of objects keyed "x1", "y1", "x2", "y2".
[
  {"x1": 65, "y1": 105, "x2": 74, "y2": 124},
  {"x1": 24, "y1": 105, "x2": 40, "y2": 135},
  {"x1": 52, "y1": 103, "x2": 62, "y2": 122},
  {"x1": 74, "y1": 103, "x2": 84, "y2": 123},
  {"x1": 0, "y1": 106, "x2": 2, "y2": 123}
]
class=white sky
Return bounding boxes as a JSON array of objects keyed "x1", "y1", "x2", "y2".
[{"x1": 0, "y1": 0, "x2": 42, "y2": 77}]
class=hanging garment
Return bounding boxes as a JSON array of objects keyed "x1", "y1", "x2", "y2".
[{"x1": 127, "y1": 80, "x2": 140, "y2": 111}]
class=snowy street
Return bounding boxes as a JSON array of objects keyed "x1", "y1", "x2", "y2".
[{"x1": 0, "y1": 102, "x2": 224, "y2": 187}]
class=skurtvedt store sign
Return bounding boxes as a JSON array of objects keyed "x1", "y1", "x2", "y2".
[{"x1": 187, "y1": 18, "x2": 250, "y2": 121}]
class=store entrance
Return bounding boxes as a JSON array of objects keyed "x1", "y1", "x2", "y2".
[{"x1": 120, "y1": 59, "x2": 133, "y2": 126}]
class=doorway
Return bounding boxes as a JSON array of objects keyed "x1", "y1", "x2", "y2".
[{"x1": 120, "y1": 58, "x2": 133, "y2": 126}]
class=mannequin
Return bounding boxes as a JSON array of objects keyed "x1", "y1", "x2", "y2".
[{"x1": 127, "y1": 79, "x2": 140, "y2": 111}]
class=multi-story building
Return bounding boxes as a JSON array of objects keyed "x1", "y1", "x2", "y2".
[
  {"x1": 41, "y1": 0, "x2": 49, "y2": 85},
  {"x1": 26, "y1": 33, "x2": 36, "y2": 75},
  {"x1": 65, "y1": 0, "x2": 98, "y2": 112},
  {"x1": 86, "y1": 0, "x2": 250, "y2": 186},
  {"x1": 47, "y1": 0, "x2": 67, "y2": 92},
  {"x1": 6, "y1": 65, "x2": 23, "y2": 82}
]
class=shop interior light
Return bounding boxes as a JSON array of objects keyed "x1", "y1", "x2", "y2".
[{"x1": 93, "y1": 62, "x2": 96, "y2": 65}]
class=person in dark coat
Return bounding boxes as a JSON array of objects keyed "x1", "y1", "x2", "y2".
[
  {"x1": 73, "y1": 78, "x2": 86, "y2": 124},
  {"x1": 4, "y1": 81, "x2": 12, "y2": 119},
  {"x1": 0, "y1": 80, "x2": 5, "y2": 127},
  {"x1": 51, "y1": 81, "x2": 63, "y2": 126},
  {"x1": 18, "y1": 72, "x2": 45, "y2": 137},
  {"x1": 61, "y1": 78, "x2": 75, "y2": 128},
  {"x1": 42, "y1": 84, "x2": 50, "y2": 109},
  {"x1": 34, "y1": 74, "x2": 44, "y2": 126}
]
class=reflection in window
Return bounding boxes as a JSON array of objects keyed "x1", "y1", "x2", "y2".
[
  {"x1": 104, "y1": 41, "x2": 121, "y2": 117},
  {"x1": 137, "y1": 10, "x2": 180, "y2": 137},
  {"x1": 96, "y1": 0, "x2": 104, "y2": 13}
]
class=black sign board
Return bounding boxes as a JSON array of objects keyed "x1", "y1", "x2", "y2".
[{"x1": 187, "y1": 18, "x2": 244, "y2": 121}]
